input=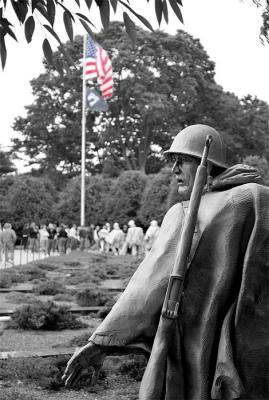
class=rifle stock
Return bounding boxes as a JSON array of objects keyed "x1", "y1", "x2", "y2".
[{"x1": 139, "y1": 136, "x2": 213, "y2": 400}]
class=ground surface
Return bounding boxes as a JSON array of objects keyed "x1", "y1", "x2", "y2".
[{"x1": 0, "y1": 251, "x2": 144, "y2": 400}]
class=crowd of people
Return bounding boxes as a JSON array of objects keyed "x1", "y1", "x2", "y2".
[{"x1": 0, "y1": 219, "x2": 161, "y2": 266}]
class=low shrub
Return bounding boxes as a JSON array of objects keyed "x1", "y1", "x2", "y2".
[
  {"x1": 0, "y1": 273, "x2": 12, "y2": 288},
  {"x1": 10, "y1": 300, "x2": 87, "y2": 330},
  {"x1": 34, "y1": 262, "x2": 58, "y2": 271},
  {"x1": 33, "y1": 280, "x2": 66, "y2": 295},
  {"x1": 64, "y1": 261, "x2": 81, "y2": 267},
  {"x1": 9, "y1": 272, "x2": 30, "y2": 284},
  {"x1": 0, "y1": 270, "x2": 31, "y2": 287},
  {"x1": 21, "y1": 265, "x2": 47, "y2": 280},
  {"x1": 76, "y1": 288, "x2": 110, "y2": 307},
  {"x1": 117, "y1": 354, "x2": 147, "y2": 381},
  {"x1": 53, "y1": 292, "x2": 74, "y2": 302},
  {"x1": 96, "y1": 306, "x2": 112, "y2": 319},
  {"x1": 64, "y1": 272, "x2": 100, "y2": 286},
  {"x1": 5, "y1": 292, "x2": 37, "y2": 304},
  {"x1": 0, "y1": 355, "x2": 70, "y2": 391},
  {"x1": 12, "y1": 265, "x2": 46, "y2": 281}
]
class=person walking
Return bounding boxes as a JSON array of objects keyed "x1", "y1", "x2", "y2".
[
  {"x1": 98, "y1": 224, "x2": 109, "y2": 252},
  {"x1": 47, "y1": 223, "x2": 57, "y2": 255},
  {"x1": 78, "y1": 226, "x2": 87, "y2": 251},
  {"x1": 39, "y1": 224, "x2": 49, "y2": 255},
  {"x1": 144, "y1": 220, "x2": 160, "y2": 255},
  {"x1": 106, "y1": 223, "x2": 125, "y2": 255},
  {"x1": 125, "y1": 220, "x2": 144, "y2": 257},
  {"x1": 1, "y1": 223, "x2": 17, "y2": 266},
  {"x1": 22, "y1": 223, "x2": 29, "y2": 250},
  {"x1": 69, "y1": 224, "x2": 79, "y2": 251},
  {"x1": 57, "y1": 224, "x2": 68, "y2": 255},
  {"x1": 29, "y1": 222, "x2": 39, "y2": 254}
]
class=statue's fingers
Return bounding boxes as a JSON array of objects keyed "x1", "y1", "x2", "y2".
[
  {"x1": 91, "y1": 364, "x2": 102, "y2": 386},
  {"x1": 62, "y1": 360, "x2": 78, "y2": 381},
  {"x1": 64, "y1": 365, "x2": 84, "y2": 388}
]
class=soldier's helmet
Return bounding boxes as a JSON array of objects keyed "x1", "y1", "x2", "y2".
[{"x1": 164, "y1": 124, "x2": 227, "y2": 170}]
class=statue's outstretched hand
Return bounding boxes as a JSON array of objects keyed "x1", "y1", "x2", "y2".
[{"x1": 62, "y1": 342, "x2": 106, "y2": 388}]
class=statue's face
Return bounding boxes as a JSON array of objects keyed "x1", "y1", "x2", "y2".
[{"x1": 171, "y1": 154, "x2": 199, "y2": 201}]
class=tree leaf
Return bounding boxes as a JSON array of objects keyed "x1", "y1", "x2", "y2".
[
  {"x1": 35, "y1": 2, "x2": 49, "y2": 21},
  {"x1": 47, "y1": 0, "x2": 56, "y2": 26},
  {"x1": 0, "y1": 35, "x2": 7, "y2": 69},
  {"x1": 76, "y1": 13, "x2": 96, "y2": 28},
  {"x1": 25, "y1": 16, "x2": 35, "y2": 43},
  {"x1": 76, "y1": 12, "x2": 90, "y2": 23},
  {"x1": 110, "y1": 0, "x2": 118, "y2": 13},
  {"x1": 57, "y1": 3, "x2": 75, "y2": 21},
  {"x1": 99, "y1": 0, "x2": 110, "y2": 30},
  {"x1": 11, "y1": 0, "x2": 22, "y2": 23},
  {"x1": 42, "y1": 38, "x2": 53, "y2": 65},
  {"x1": 123, "y1": 12, "x2": 136, "y2": 45},
  {"x1": 64, "y1": 10, "x2": 73, "y2": 42},
  {"x1": 31, "y1": 0, "x2": 40, "y2": 13},
  {"x1": 43, "y1": 24, "x2": 62, "y2": 45},
  {"x1": 79, "y1": 19, "x2": 93, "y2": 36},
  {"x1": 85, "y1": 0, "x2": 93, "y2": 11},
  {"x1": 119, "y1": 1, "x2": 154, "y2": 32},
  {"x1": 176, "y1": 0, "x2": 182, "y2": 5},
  {"x1": 168, "y1": 0, "x2": 183, "y2": 24},
  {"x1": 162, "y1": 0, "x2": 168, "y2": 23},
  {"x1": 74, "y1": 0, "x2": 80, "y2": 6},
  {"x1": 1, "y1": 18, "x2": 17, "y2": 41},
  {"x1": 155, "y1": 0, "x2": 163, "y2": 26}
]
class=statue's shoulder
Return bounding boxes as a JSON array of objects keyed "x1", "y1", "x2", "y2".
[{"x1": 222, "y1": 182, "x2": 269, "y2": 204}]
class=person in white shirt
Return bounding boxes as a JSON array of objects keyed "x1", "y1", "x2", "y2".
[
  {"x1": 39, "y1": 224, "x2": 49, "y2": 254},
  {"x1": 126, "y1": 220, "x2": 144, "y2": 257},
  {"x1": 69, "y1": 224, "x2": 79, "y2": 251},
  {"x1": 144, "y1": 220, "x2": 160, "y2": 255}
]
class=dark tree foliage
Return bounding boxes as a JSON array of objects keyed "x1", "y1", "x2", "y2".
[
  {"x1": 12, "y1": 24, "x2": 269, "y2": 176},
  {"x1": 242, "y1": 155, "x2": 269, "y2": 185},
  {"x1": 138, "y1": 167, "x2": 173, "y2": 226},
  {"x1": 56, "y1": 175, "x2": 113, "y2": 225},
  {"x1": 0, "y1": 0, "x2": 183, "y2": 69},
  {"x1": 0, "y1": 1, "x2": 267, "y2": 70},
  {"x1": 0, "y1": 150, "x2": 16, "y2": 175},
  {"x1": 11, "y1": 25, "x2": 217, "y2": 174},
  {"x1": 0, "y1": 175, "x2": 57, "y2": 228},
  {"x1": 105, "y1": 170, "x2": 148, "y2": 226}
]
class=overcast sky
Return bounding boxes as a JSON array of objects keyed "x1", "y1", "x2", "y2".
[{"x1": 0, "y1": 0, "x2": 268, "y2": 163}]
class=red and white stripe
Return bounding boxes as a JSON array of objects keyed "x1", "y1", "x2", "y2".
[{"x1": 85, "y1": 46, "x2": 113, "y2": 99}]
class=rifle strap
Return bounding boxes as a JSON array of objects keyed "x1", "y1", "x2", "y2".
[{"x1": 181, "y1": 201, "x2": 203, "y2": 271}]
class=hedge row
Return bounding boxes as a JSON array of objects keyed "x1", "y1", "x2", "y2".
[
  {"x1": 1, "y1": 155, "x2": 268, "y2": 230},
  {"x1": 0, "y1": 168, "x2": 179, "y2": 229}
]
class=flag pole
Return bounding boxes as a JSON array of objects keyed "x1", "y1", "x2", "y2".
[{"x1": 81, "y1": 34, "x2": 87, "y2": 227}]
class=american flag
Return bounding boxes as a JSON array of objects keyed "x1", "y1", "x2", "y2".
[{"x1": 84, "y1": 34, "x2": 113, "y2": 100}]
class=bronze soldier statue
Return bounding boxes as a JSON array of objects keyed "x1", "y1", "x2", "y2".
[{"x1": 63, "y1": 124, "x2": 269, "y2": 400}]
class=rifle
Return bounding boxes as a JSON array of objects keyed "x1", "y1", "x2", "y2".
[{"x1": 139, "y1": 135, "x2": 213, "y2": 400}]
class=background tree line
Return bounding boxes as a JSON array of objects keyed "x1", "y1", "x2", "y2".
[
  {"x1": 1, "y1": 22, "x2": 268, "y2": 230},
  {"x1": 0, "y1": 169, "x2": 175, "y2": 229},
  {"x1": 11, "y1": 22, "x2": 269, "y2": 181},
  {"x1": 1, "y1": 159, "x2": 268, "y2": 231}
]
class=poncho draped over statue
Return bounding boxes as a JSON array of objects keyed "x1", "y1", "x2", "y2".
[{"x1": 89, "y1": 165, "x2": 269, "y2": 400}]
